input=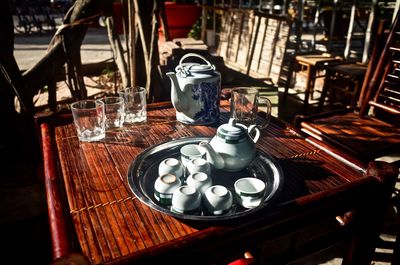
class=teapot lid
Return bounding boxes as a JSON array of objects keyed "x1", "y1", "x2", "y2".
[
  {"x1": 177, "y1": 63, "x2": 215, "y2": 75},
  {"x1": 216, "y1": 118, "x2": 247, "y2": 143},
  {"x1": 176, "y1": 53, "x2": 216, "y2": 77}
]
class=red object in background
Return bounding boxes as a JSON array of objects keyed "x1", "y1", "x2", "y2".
[
  {"x1": 227, "y1": 252, "x2": 255, "y2": 265},
  {"x1": 228, "y1": 258, "x2": 255, "y2": 265},
  {"x1": 112, "y1": 1, "x2": 201, "y2": 38},
  {"x1": 113, "y1": 1, "x2": 124, "y2": 34},
  {"x1": 161, "y1": 1, "x2": 202, "y2": 40}
]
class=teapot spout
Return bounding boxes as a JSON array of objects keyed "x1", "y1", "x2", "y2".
[
  {"x1": 166, "y1": 72, "x2": 187, "y2": 113},
  {"x1": 199, "y1": 141, "x2": 225, "y2": 170}
]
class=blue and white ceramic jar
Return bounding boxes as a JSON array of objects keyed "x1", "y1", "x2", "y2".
[{"x1": 166, "y1": 53, "x2": 221, "y2": 125}]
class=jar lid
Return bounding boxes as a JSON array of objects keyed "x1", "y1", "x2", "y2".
[
  {"x1": 217, "y1": 118, "x2": 247, "y2": 143},
  {"x1": 176, "y1": 63, "x2": 215, "y2": 77},
  {"x1": 176, "y1": 53, "x2": 216, "y2": 77}
]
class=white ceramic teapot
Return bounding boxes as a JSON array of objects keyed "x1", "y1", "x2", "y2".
[
  {"x1": 199, "y1": 118, "x2": 260, "y2": 172},
  {"x1": 166, "y1": 53, "x2": 221, "y2": 125}
]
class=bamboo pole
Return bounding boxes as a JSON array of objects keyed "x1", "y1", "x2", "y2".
[
  {"x1": 344, "y1": 0, "x2": 357, "y2": 59},
  {"x1": 362, "y1": 0, "x2": 377, "y2": 64},
  {"x1": 128, "y1": 0, "x2": 136, "y2": 86}
]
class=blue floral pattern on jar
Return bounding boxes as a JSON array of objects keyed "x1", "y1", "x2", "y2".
[{"x1": 191, "y1": 81, "x2": 220, "y2": 123}]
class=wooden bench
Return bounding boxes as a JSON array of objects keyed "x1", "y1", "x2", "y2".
[{"x1": 215, "y1": 9, "x2": 292, "y2": 88}]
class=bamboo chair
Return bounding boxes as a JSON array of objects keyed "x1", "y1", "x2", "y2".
[
  {"x1": 316, "y1": 16, "x2": 390, "y2": 112},
  {"x1": 283, "y1": 0, "x2": 380, "y2": 113},
  {"x1": 316, "y1": 61, "x2": 367, "y2": 111},
  {"x1": 295, "y1": 13, "x2": 400, "y2": 262},
  {"x1": 294, "y1": 10, "x2": 400, "y2": 164},
  {"x1": 216, "y1": 9, "x2": 292, "y2": 87}
]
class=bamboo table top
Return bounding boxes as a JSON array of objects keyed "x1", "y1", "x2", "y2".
[{"x1": 42, "y1": 100, "x2": 389, "y2": 265}]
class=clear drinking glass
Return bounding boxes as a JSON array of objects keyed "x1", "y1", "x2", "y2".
[
  {"x1": 118, "y1": 86, "x2": 147, "y2": 123},
  {"x1": 98, "y1": 96, "x2": 125, "y2": 129},
  {"x1": 230, "y1": 87, "x2": 271, "y2": 129},
  {"x1": 71, "y1": 99, "x2": 106, "y2": 142}
]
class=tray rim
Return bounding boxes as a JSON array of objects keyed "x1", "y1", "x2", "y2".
[{"x1": 127, "y1": 136, "x2": 284, "y2": 222}]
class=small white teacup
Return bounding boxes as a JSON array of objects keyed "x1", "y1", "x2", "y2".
[
  {"x1": 154, "y1": 174, "x2": 182, "y2": 205},
  {"x1": 203, "y1": 185, "x2": 233, "y2": 215},
  {"x1": 186, "y1": 158, "x2": 211, "y2": 176},
  {"x1": 158, "y1": 158, "x2": 184, "y2": 180},
  {"x1": 186, "y1": 172, "x2": 212, "y2": 196},
  {"x1": 171, "y1": 185, "x2": 202, "y2": 215},
  {"x1": 180, "y1": 144, "x2": 206, "y2": 167},
  {"x1": 234, "y1": 177, "x2": 266, "y2": 209}
]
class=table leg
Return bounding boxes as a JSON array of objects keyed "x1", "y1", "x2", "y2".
[
  {"x1": 317, "y1": 79, "x2": 329, "y2": 113},
  {"x1": 342, "y1": 162, "x2": 398, "y2": 265},
  {"x1": 302, "y1": 66, "x2": 315, "y2": 113},
  {"x1": 310, "y1": 68, "x2": 319, "y2": 101}
]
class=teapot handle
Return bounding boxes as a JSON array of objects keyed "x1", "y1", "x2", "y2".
[
  {"x1": 179, "y1": 53, "x2": 214, "y2": 69},
  {"x1": 248, "y1": 125, "x2": 260, "y2": 143}
]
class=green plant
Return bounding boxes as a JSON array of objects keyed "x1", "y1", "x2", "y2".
[{"x1": 187, "y1": 18, "x2": 201, "y2": 39}]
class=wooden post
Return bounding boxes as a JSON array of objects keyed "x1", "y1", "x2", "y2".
[
  {"x1": 311, "y1": 1, "x2": 321, "y2": 51},
  {"x1": 344, "y1": 0, "x2": 357, "y2": 59},
  {"x1": 327, "y1": 0, "x2": 338, "y2": 52},
  {"x1": 128, "y1": 0, "x2": 136, "y2": 86},
  {"x1": 295, "y1": 0, "x2": 304, "y2": 51},
  {"x1": 201, "y1": 0, "x2": 207, "y2": 42},
  {"x1": 361, "y1": 0, "x2": 377, "y2": 64}
]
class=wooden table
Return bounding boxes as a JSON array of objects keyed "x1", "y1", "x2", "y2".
[{"x1": 38, "y1": 101, "x2": 398, "y2": 265}]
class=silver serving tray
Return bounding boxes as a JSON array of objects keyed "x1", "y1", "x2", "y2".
[{"x1": 127, "y1": 137, "x2": 283, "y2": 222}]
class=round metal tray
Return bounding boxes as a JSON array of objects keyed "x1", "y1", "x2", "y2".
[{"x1": 127, "y1": 137, "x2": 283, "y2": 222}]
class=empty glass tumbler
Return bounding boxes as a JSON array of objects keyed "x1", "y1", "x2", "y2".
[
  {"x1": 98, "y1": 96, "x2": 125, "y2": 129},
  {"x1": 230, "y1": 87, "x2": 271, "y2": 129},
  {"x1": 118, "y1": 86, "x2": 147, "y2": 123},
  {"x1": 71, "y1": 99, "x2": 106, "y2": 142}
]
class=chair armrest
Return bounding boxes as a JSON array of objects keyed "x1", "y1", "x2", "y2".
[
  {"x1": 40, "y1": 116, "x2": 86, "y2": 262},
  {"x1": 293, "y1": 107, "x2": 356, "y2": 128},
  {"x1": 41, "y1": 122, "x2": 72, "y2": 259}
]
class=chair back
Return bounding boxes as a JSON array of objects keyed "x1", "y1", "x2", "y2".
[
  {"x1": 359, "y1": 10, "x2": 400, "y2": 124},
  {"x1": 216, "y1": 9, "x2": 292, "y2": 85}
]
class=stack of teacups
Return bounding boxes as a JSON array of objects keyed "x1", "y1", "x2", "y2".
[
  {"x1": 153, "y1": 143, "x2": 236, "y2": 216},
  {"x1": 154, "y1": 173, "x2": 182, "y2": 206},
  {"x1": 153, "y1": 157, "x2": 183, "y2": 205},
  {"x1": 175, "y1": 143, "x2": 233, "y2": 216},
  {"x1": 186, "y1": 172, "x2": 212, "y2": 196},
  {"x1": 179, "y1": 144, "x2": 206, "y2": 169},
  {"x1": 153, "y1": 155, "x2": 207, "y2": 215},
  {"x1": 158, "y1": 158, "x2": 184, "y2": 180},
  {"x1": 185, "y1": 172, "x2": 234, "y2": 216},
  {"x1": 186, "y1": 158, "x2": 211, "y2": 176}
]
